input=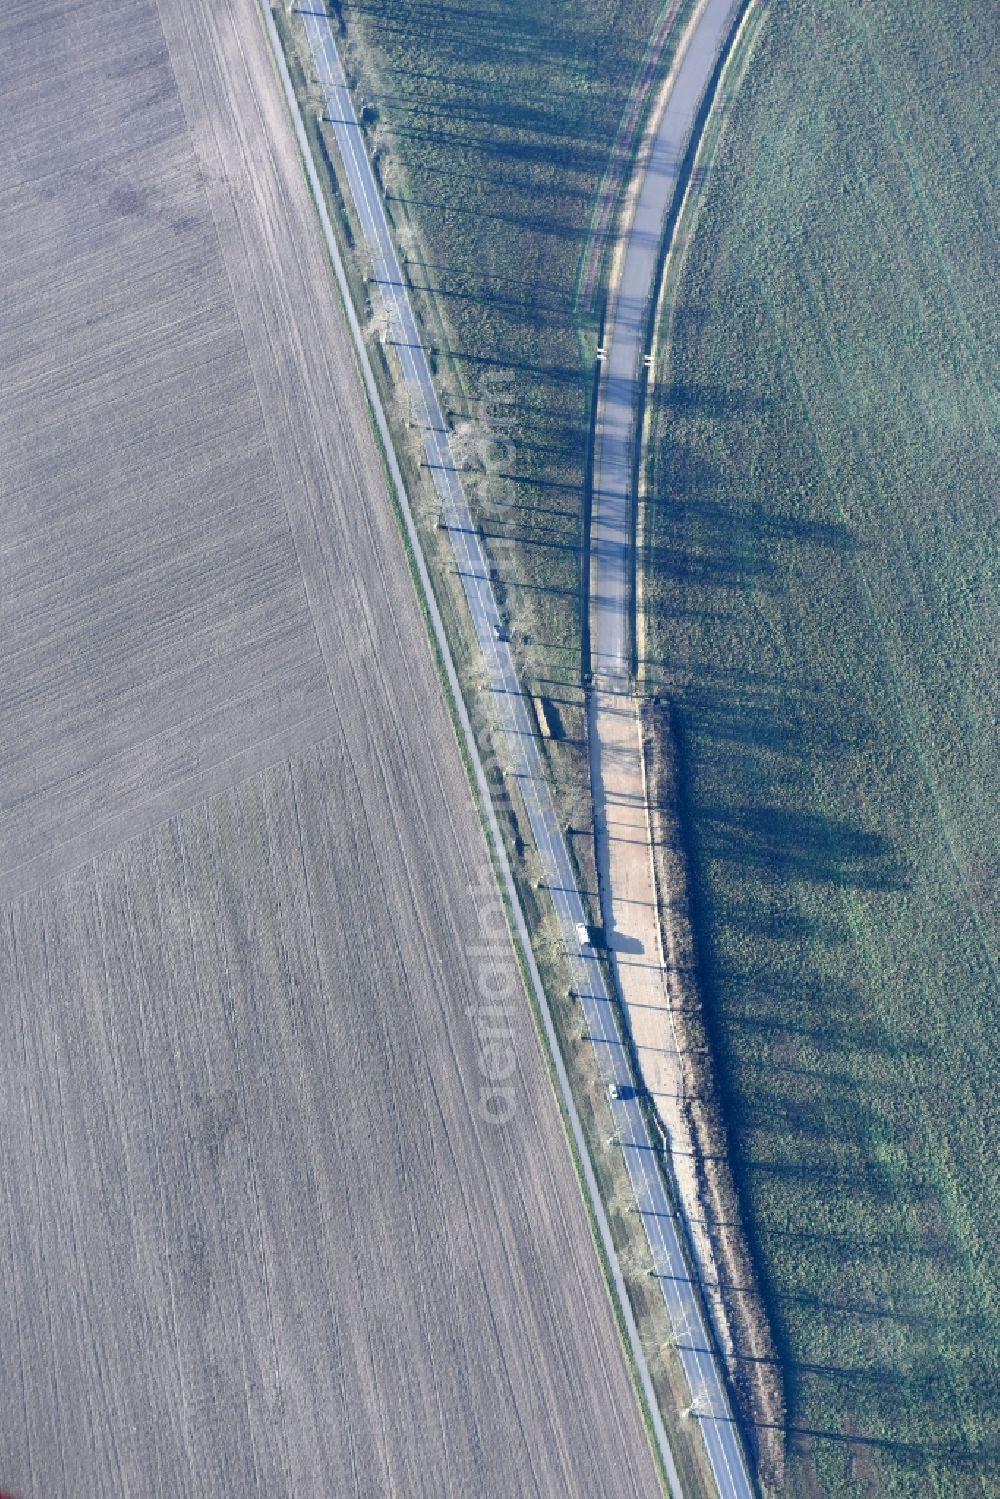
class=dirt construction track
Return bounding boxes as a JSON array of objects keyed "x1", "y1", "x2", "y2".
[{"x1": 0, "y1": 2, "x2": 660, "y2": 1494}]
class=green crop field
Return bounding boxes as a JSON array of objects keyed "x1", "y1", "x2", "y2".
[{"x1": 643, "y1": 1, "x2": 998, "y2": 1494}]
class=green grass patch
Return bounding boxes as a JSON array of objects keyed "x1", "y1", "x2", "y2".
[{"x1": 643, "y1": 2, "x2": 998, "y2": 1494}]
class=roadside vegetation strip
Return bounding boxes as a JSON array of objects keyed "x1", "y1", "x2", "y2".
[
  {"x1": 642, "y1": 0, "x2": 999, "y2": 1494},
  {"x1": 259, "y1": 6, "x2": 683, "y2": 1495}
]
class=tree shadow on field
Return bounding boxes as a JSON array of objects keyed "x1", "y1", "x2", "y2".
[
  {"x1": 660, "y1": 381, "x2": 774, "y2": 419},
  {"x1": 409, "y1": 274, "x2": 563, "y2": 332},
  {"x1": 348, "y1": 0, "x2": 650, "y2": 99},
  {"x1": 639, "y1": 409, "x2": 994, "y2": 1482},
  {"x1": 384, "y1": 112, "x2": 617, "y2": 188},
  {"x1": 663, "y1": 693, "x2": 991, "y2": 1472},
  {"x1": 393, "y1": 186, "x2": 596, "y2": 246},
  {"x1": 700, "y1": 804, "x2": 908, "y2": 892},
  {"x1": 643, "y1": 467, "x2": 857, "y2": 599},
  {"x1": 677, "y1": 687, "x2": 867, "y2": 760}
]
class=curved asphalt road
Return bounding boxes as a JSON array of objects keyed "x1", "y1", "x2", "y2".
[
  {"x1": 297, "y1": 7, "x2": 753, "y2": 1496},
  {"x1": 593, "y1": 0, "x2": 745, "y2": 684},
  {"x1": 589, "y1": 1, "x2": 758, "y2": 1496}
]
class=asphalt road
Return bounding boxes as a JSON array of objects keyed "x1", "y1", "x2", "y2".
[
  {"x1": 300, "y1": 8, "x2": 754, "y2": 1496},
  {"x1": 587, "y1": 1, "x2": 756, "y2": 1496},
  {"x1": 592, "y1": 0, "x2": 745, "y2": 685}
]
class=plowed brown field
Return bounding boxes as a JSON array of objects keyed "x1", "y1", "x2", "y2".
[{"x1": 0, "y1": 3, "x2": 659, "y2": 1494}]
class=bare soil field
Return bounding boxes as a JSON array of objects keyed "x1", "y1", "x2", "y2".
[{"x1": 0, "y1": 2, "x2": 660, "y2": 1494}]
